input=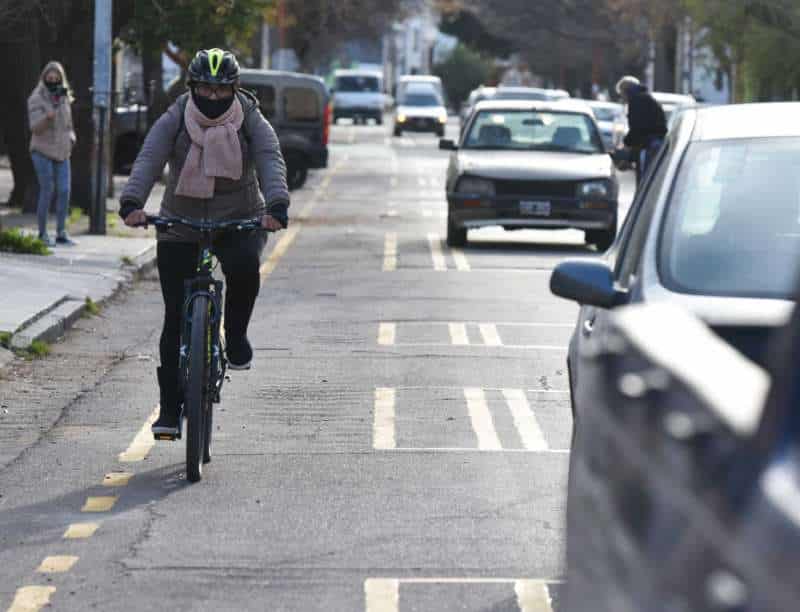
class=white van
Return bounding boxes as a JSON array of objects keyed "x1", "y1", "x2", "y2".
[{"x1": 331, "y1": 69, "x2": 385, "y2": 125}]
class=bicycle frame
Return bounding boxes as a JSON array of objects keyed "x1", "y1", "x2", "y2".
[{"x1": 179, "y1": 235, "x2": 226, "y2": 404}]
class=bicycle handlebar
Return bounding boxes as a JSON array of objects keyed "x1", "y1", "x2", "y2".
[{"x1": 140, "y1": 215, "x2": 268, "y2": 232}]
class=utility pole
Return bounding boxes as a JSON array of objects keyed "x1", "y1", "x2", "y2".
[{"x1": 90, "y1": 0, "x2": 112, "y2": 235}]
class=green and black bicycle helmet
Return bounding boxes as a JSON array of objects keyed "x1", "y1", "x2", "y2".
[{"x1": 187, "y1": 48, "x2": 240, "y2": 86}]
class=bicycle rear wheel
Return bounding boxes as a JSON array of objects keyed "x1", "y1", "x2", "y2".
[{"x1": 186, "y1": 296, "x2": 210, "y2": 482}]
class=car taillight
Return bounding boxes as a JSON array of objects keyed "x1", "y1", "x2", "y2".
[{"x1": 323, "y1": 102, "x2": 331, "y2": 146}]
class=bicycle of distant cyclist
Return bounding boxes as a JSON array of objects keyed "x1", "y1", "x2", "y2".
[{"x1": 145, "y1": 215, "x2": 265, "y2": 482}]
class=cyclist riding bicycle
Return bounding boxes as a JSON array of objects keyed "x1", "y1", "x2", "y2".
[{"x1": 120, "y1": 48, "x2": 290, "y2": 437}]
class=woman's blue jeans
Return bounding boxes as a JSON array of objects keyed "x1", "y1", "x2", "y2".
[{"x1": 31, "y1": 151, "x2": 71, "y2": 239}]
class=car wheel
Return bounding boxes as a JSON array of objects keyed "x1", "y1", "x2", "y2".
[
  {"x1": 436, "y1": 128, "x2": 445, "y2": 138},
  {"x1": 586, "y1": 216, "x2": 617, "y2": 252},
  {"x1": 285, "y1": 153, "x2": 309, "y2": 191},
  {"x1": 446, "y1": 216, "x2": 467, "y2": 247},
  {"x1": 393, "y1": 127, "x2": 402, "y2": 137},
  {"x1": 376, "y1": 115, "x2": 384, "y2": 125}
]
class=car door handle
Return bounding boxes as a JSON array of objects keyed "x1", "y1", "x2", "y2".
[{"x1": 583, "y1": 316, "x2": 596, "y2": 336}]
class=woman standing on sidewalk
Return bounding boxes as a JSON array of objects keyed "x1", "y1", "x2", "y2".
[{"x1": 28, "y1": 61, "x2": 77, "y2": 246}]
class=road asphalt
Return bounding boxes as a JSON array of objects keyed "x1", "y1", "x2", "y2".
[{"x1": 0, "y1": 119, "x2": 634, "y2": 611}]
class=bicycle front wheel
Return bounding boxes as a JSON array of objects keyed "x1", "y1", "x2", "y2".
[{"x1": 186, "y1": 295, "x2": 211, "y2": 483}]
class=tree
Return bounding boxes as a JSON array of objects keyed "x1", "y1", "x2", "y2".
[
  {"x1": 433, "y1": 44, "x2": 493, "y2": 108},
  {"x1": 278, "y1": 0, "x2": 405, "y2": 72}
]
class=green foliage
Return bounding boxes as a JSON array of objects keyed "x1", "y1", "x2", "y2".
[
  {"x1": 125, "y1": 0, "x2": 273, "y2": 63},
  {"x1": 84, "y1": 297, "x2": 101, "y2": 317},
  {"x1": 0, "y1": 332, "x2": 11, "y2": 349},
  {"x1": 683, "y1": 0, "x2": 800, "y2": 101},
  {"x1": 433, "y1": 45, "x2": 493, "y2": 108},
  {"x1": 21, "y1": 340, "x2": 51, "y2": 360},
  {"x1": 0, "y1": 229, "x2": 51, "y2": 255},
  {"x1": 67, "y1": 207, "x2": 84, "y2": 226}
]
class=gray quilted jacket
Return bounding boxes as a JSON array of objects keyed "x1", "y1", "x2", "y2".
[{"x1": 121, "y1": 91, "x2": 289, "y2": 241}]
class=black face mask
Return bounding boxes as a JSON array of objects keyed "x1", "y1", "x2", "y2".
[
  {"x1": 192, "y1": 90, "x2": 234, "y2": 120},
  {"x1": 45, "y1": 81, "x2": 62, "y2": 94}
]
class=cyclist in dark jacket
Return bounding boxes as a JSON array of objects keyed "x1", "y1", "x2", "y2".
[
  {"x1": 120, "y1": 49, "x2": 289, "y2": 437},
  {"x1": 616, "y1": 76, "x2": 667, "y2": 184}
]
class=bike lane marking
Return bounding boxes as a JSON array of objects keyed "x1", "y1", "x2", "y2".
[
  {"x1": 383, "y1": 233, "x2": 398, "y2": 271},
  {"x1": 373, "y1": 388, "x2": 396, "y2": 450},
  {"x1": 364, "y1": 578, "x2": 556, "y2": 612},
  {"x1": 464, "y1": 388, "x2": 502, "y2": 450}
]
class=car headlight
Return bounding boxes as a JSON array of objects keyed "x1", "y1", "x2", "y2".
[
  {"x1": 397, "y1": 114, "x2": 407, "y2": 123},
  {"x1": 578, "y1": 180, "x2": 610, "y2": 198},
  {"x1": 456, "y1": 176, "x2": 495, "y2": 197},
  {"x1": 438, "y1": 114, "x2": 448, "y2": 124}
]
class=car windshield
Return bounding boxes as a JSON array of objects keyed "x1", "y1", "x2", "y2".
[
  {"x1": 401, "y1": 93, "x2": 441, "y2": 107},
  {"x1": 660, "y1": 138, "x2": 800, "y2": 298},
  {"x1": 592, "y1": 107, "x2": 618, "y2": 122},
  {"x1": 463, "y1": 110, "x2": 604, "y2": 153},
  {"x1": 336, "y1": 76, "x2": 380, "y2": 93}
]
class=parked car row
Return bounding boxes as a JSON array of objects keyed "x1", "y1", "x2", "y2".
[{"x1": 550, "y1": 102, "x2": 800, "y2": 611}]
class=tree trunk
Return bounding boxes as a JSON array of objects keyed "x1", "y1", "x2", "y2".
[
  {"x1": 0, "y1": 23, "x2": 40, "y2": 210},
  {"x1": 142, "y1": 41, "x2": 167, "y2": 129}
]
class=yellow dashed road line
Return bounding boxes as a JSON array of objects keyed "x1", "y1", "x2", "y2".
[
  {"x1": 81, "y1": 496, "x2": 118, "y2": 513},
  {"x1": 102, "y1": 472, "x2": 133, "y2": 487},
  {"x1": 118, "y1": 405, "x2": 158, "y2": 463},
  {"x1": 37, "y1": 556, "x2": 79, "y2": 574},
  {"x1": 7, "y1": 586, "x2": 56, "y2": 612},
  {"x1": 63, "y1": 523, "x2": 99, "y2": 539}
]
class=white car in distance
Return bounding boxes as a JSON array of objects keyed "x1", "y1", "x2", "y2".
[{"x1": 393, "y1": 86, "x2": 448, "y2": 137}]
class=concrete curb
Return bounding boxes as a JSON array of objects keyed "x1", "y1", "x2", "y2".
[{"x1": 4, "y1": 243, "x2": 157, "y2": 357}]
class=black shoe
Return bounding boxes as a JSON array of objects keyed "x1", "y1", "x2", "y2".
[
  {"x1": 226, "y1": 336, "x2": 252, "y2": 370},
  {"x1": 56, "y1": 233, "x2": 78, "y2": 246},
  {"x1": 151, "y1": 410, "x2": 181, "y2": 437},
  {"x1": 152, "y1": 366, "x2": 183, "y2": 438}
]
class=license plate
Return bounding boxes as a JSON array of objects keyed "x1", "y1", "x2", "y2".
[{"x1": 520, "y1": 200, "x2": 551, "y2": 216}]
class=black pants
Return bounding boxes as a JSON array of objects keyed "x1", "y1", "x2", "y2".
[{"x1": 156, "y1": 231, "x2": 267, "y2": 383}]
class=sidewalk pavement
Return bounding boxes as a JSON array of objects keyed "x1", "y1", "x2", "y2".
[{"x1": 0, "y1": 165, "x2": 164, "y2": 367}]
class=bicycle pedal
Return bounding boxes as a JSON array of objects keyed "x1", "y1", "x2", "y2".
[{"x1": 153, "y1": 433, "x2": 178, "y2": 442}]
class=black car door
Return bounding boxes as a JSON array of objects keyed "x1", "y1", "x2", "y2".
[{"x1": 669, "y1": 301, "x2": 800, "y2": 612}]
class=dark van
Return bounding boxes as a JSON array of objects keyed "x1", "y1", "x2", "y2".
[{"x1": 239, "y1": 69, "x2": 330, "y2": 190}]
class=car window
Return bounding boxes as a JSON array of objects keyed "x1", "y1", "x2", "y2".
[
  {"x1": 251, "y1": 85, "x2": 276, "y2": 120},
  {"x1": 400, "y1": 93, "x2": 441, "y2": 107},
  {"x1": 615, "y1": 143, "x2": 672, "y2": 287},
  {"x1": 335, "y1": 76, "x2": 380, "y2": 93},
  {"x1": 659, "y1": 137, "x2": 800, "y2": 298},
  {"x1": 463, "y1": 110, "x2": 604, "y2": 153},
  {"x1": 283, "y1": 87, "x2": 320, "y2": 122}
]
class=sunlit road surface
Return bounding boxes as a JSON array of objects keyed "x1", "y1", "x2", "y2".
[{"x1": 0, "y1": 117, "x2": 635, "y2": 612}]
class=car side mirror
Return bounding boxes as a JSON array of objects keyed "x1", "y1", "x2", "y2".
[
  {"x1": 550, "y1": 260, "x2": 624, "y2": 308},
  {"x1": 439, "y1": 139, "x2": 457, "y2": 151}
]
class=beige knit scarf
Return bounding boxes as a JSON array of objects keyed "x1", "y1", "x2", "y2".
[{"x1": 175, "y1": 95, "x2": 245, "y2": 199}]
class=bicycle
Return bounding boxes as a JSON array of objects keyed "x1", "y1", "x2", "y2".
[{"x1": 144, "y1": 215, "x2": 265, "y2": 482}]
